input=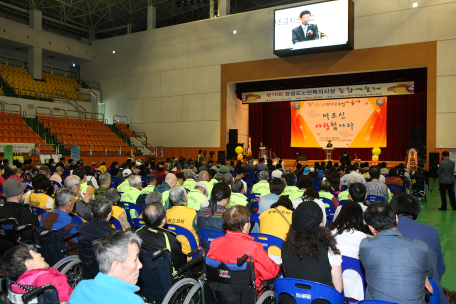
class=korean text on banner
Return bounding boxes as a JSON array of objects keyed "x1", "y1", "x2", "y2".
[
  {"x1": 4, "y1": 145, "x2": 13, "y2": 163},
  {"x1": 71, "y1": 146, "x2": 81, "y2": 162}
]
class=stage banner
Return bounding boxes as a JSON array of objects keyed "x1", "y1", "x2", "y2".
[
  {"x1": 242, "y1": 81, "x2": 413, "y2": 104},
  {"x1": 291, "y1": 97, "x2": 387, "y2": 148},
  {"x1": 0, "y1": 143, "x2": 35, "y2": 153}
]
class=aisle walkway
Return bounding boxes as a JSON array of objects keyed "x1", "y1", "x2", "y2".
[{"x1": 416, "y1": 180, "x2": 456, "y2": 290}]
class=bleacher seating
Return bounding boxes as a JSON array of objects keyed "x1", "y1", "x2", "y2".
[
  {"x1": 115, "y1": 122, "x2": 132, "y2": 137},
  {"x1": 0, "y1": 64, "x2": 86, "y2": 102},
  {"x1": 38, "y1": 115, "x2": 135, "y2": 154},
  {"x1": 0, "y1": 112, "x2": 55, "y2": 152}
]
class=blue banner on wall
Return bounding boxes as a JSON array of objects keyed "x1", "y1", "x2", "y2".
[{"x1": 71, "y1": 146, "x2": 81, "y2": 161}]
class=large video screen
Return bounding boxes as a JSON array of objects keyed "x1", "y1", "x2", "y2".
[{"x1": 274, "y1": 0, "x2": 353, "y2": 57}]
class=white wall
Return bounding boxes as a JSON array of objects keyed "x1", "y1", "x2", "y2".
[{"x1": 80, "y1": 0, "x2": 456, "y2": 148}]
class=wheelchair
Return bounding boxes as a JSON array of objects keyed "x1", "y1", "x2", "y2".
[
  {"x1": 0, "y1": 218, "x2": 35, "y2": 257},
  {"x1": 2, "y1": 278, "x2": 59, "y2": 304},
  {"x1": 182, "y1": 253, "x2": 274, "y2": 304},
  {"x1": 411, "y1": 175, "x2": 428, "y2": 202},
  {"x1": 137, "y1": 247, "x2": 205, "y2": 304}
]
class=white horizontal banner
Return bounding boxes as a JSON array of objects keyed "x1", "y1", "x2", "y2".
[{"x1": 0, "y1": 143, "x2": 35, "y2": 153}]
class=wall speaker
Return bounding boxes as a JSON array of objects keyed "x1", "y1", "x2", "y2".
[
  {"x1": 228, "y1": 129, "x2": 238, "y2": 144},
  {"x1": 429, "y1": 152, "x2": 440, "y2": 175},
  {"x1": 217, "y1": 151, "x2": 226, "y2": 162},
  {"x1": 410, "y1": 125, "x2": 424, "y2": 143}
]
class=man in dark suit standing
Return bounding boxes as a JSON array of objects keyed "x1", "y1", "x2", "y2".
[
  {"x1": 326, "y1": 140, "x2": 333, "y2": 148},
  {"x1": 292, "y1": 10, "x2": 319, "y2": 44},
  {"x1": 437, "y1": 151, "x2": 456, "y2": 210}
]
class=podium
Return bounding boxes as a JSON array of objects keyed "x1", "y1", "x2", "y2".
[
  {"x1": 259, "y1": 147, "x2": 267, "y2": 159},
  {"x1": 323, "y1": 148, "x2": 334, "y2": 161}
]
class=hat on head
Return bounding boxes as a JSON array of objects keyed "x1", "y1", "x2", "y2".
[
  {"x1": 136, "y1": 162, "x2": 141, "y2": 167},
  {"x1": 2, "y1": 179, "x2": 27, "y2": 198},
  {"x1": 292, "y1": 201, "x2": 323, "y2": 234},
  {"x1": 309, "y1": 167, "x2": 315, "y2": 173},
  {"x1": 122, "y1": 169, "x2": 133, "y2": 178},
  {"x1": 304, "y1": 167, "x2": 309, "y2": 175},
  {"x1": 318, "y1": 170, "x2": 324, "y2": 178},
  {"x1": 195, "y1": 182, "x2": 208, "y2": 194}
]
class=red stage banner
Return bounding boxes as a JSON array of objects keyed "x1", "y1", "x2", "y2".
[{"x1": 290, "y1": 97, "x2": 387, "y2": 148}]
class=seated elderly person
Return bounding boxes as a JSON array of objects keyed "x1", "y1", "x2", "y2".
[
  {"x1": 207, "y1": 205, "x2": 279, "y2": 290},
  {"x1": 7, "y1": 168, "x2": 23, "y2": 183},
  {"x1": 40, "y1": 188, "x2": 79, "y2": 254},
  {"x1": 187, "y1": 182, "x2": 210, "y2": 211},
  {"x1": 258, "y1": 178, "x2": 286, "y2": 214},
  {"x1": 105, "y1": 188, "x2": 131, "y2": 230},
  {"x1": 227, "y1": 180, "x2": 248, "y2": 208},
  {"x1": 0, "y1": 245, "x2": 73, "y2": 302},
  {"x1": 251, "y1": 171, "x2": 271, "y2": 197},
  {"x1": 166, "y1": 185, "x2": 198, "y2": 256},
  {"x1": 79, "y1": 198, "x2": 116, "y2": 279},
  {"x1": 64, "y1": 175, "x2": 92, "y2": 221},
  {"x1": 281, "y1": 173, "x2": 299, "y2": 197},
  {"x1": 50, "y1": 166, "x2": 64, "y2": 187},
  {"x1": 24, "y1": 175, "x2": 54, "y2": 210},
  {"x1": 136, "y1": 203, "x2": 187, "y2": 270},
  {"x1": 69, "y1": 231, "x2": 145, "y2": 304},
  {"x1": 120, "y1": 175, "x2": 146, "y2": 209}
]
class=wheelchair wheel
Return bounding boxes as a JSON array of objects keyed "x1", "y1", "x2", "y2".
[
  {"x1": 52, "y1": 255, "x2": 79, "y2": 272},
  {"x1": 162, "y1": 278, "x2": 197, "y2": 304},
  {"x1": 183, "y1": 283, "x2": 202, "y2": 304},
  {"x1": 61, "y1": 258, "x2": 83, "y2": 288},
  {"x1": 256, "y1": 290, "x2": 274, "y2": 304}
]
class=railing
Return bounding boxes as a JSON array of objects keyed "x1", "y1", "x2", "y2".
[
  {"x1": 18, "y1": 88, "x2": 39, "y2": 100},
  {"x1": 53, "y1": 89, "x2": 68, "y2": 102},
  {"x1": 121, "y1": 116, "x2": 128, "y2": 124},
  {"x1": 36, "y1": 107, "x2": 51, "y2": 117},
  {"x1": 132, "y1": 131, "x2": 148, "y2": 146},
  {"x1": 67, "y1": 110, "x2": 80, "y2": 119},
  {"x1": 0, "y1": 56, "x2": 6, "y2": 65},
  {"x1": 1, "y1": 58, "x2": 81, "y2": 80},
  {"x1": 78, "y1": 105, "x2": 90, "y2": 120},
  {"x1": 68, "y1": 99, "x2": 78, "y2": 111},
  {"x1": 51, "y1": 108, "x2": 67, "y2": 117},
  {"x1": 79, "y1": 87, "x2": 99, "y2": 103},
  {"x1": 81, "y1": 80, "x2": 100, "y2": 90},
  {"x1": 42, "y1": 66, "x2": 52, "y2": 74},
  {"x1": 91, "y1": 112, "x2": 104, "y2": 121},
  {"x1": 53, "y1": 68, "x2": 65, "y2": 76},
  {"x1": 7, "y1": 58, "x2": 23, "y2": 68},
  {"x1": 4, "y1": 103, "x2": 21, "y2": 114},
  {"x1": 37, "y1": 144, "x2": 55, "y2": 156},
  {"x1": 113, "y1": 115, "x2": 122, "y2": 123}
]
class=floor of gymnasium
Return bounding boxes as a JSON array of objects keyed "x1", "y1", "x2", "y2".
[{"x1": 417, "y1": 179, "x2": 456, "y2": 291}]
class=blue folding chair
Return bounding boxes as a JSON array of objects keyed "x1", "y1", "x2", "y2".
[
  {"x1": 250, "y1": 233, "x2": 283, "y2": 254},
  {"x1": 30, "y1": 206, "x2": 47, "y2": 227},
  {"x1": 321, "y1": 197, "x2": 336, "y2": 223},
  {"x1": 167, "y1": 224, "x2": 199, "y2": 259},
  {"x1": 339, "y1": 200, "x2": 348, "y2": 205},
  {"x1": 141, "y1": 176, "x2": 147, "y2": 188},
  {"x1": 133, "y1": 218, "x2": 145, "y2": 229},
  {"x1": 429, "y1": 278, "x2": 440, "y2": 304},
  {"x1": 249, "y1": 193, "x2": 261, "y2": 211},
  {"x1": 341, "y1": 255, "x2": 366, "y2": 300},
  {"x1": 331, "y1": 192, "x2": 339, "y2": 199},
  {"x1": 273, "y1": 278, "x2": 344, "y2": 303},
  {"x1": 120, "y1": 202, "x2": 143, "y2": 228},
  {"x1": 358, "y1": 301, "x2": 401, "y2": 304},
  {"x1": 111, "y1": 217, "x2": 124, "y2": 230},
  {"x1": 142, "y1": 193, "x2": 148, "y2": 199},
  {"x1": 387, "y1": 184, "x2": 402, "y2": 196},
  {"x1": 250, "y1": 213, "x2": 260, "y2": 227},
  {"x1": 198, "y1": 229, "x2": 225, "y2": 248},
  {"x1": 110, "y1": 176, "x2": 123, "y2": 188},
  {"x1": 245, "y1": 170, "x2": 255, "y2": 182},
  {"x1": 366, "y1": 195, "x2": 385, "y2": 204},
  {"x1": 157, "y1": 178, "x2": 163, "y2": 185},
  {"x1": 51, "y1": 180, "x2": 62, "y2": 190},
  {"x1": 72, "y1": 214, "x2": 83, "y2": 225}
]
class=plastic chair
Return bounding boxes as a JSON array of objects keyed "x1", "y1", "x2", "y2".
[
  {"x1": 72, "y1": 214, "x2": 83, "y2": 225},
  {"x1": 273, "y1": 278, "x2": 344, "y2": 303},
  {"x1": 133, "y1": 218, "x2": 145, "y2": 229},
  {"x1": 141, "y1": 176, "x2": 147, "y2": 188},
  {"x1": 30, "y1": 206, "x2": 47, "y2": 227},
  {"x1": 249, "y1": 193, "x2": 260, "y2": 210},
  {"x1": 321, "y1": 197, "x2": 336, "y2": 223},
  {"x1": 366, "y1": 195, "x2": 386, "y2": 204},
  {"x1": 387, "y1": 184, "x2": 402, "y2": 196},
  {"x1": 111, "y1": 217, "x2": 124, "y2": 230},
  {"x1": 167, "y1": 224, "x2": 199, "y2": 259},
  {"x1": 120, "y1": 202, "x2": 142, "y2": 228},
  {"x1": 250, "y1": 233, "x2": 283, "y2": 253},
  {"x1": 250, "y1": 213, "x2": 260, "y2": 228},
  {"x1": 51, "y1": 180, "x2": 62, "y2": 190},
  {"x1": 341, "y1": 255, "x2": 366, "y2": 300},
  {"x1": 198, "y1": 229, "x2": 225, "y2": 249},
  {"x1": 429, "y1": 278, "x2": 440, "y2": 304},
  {"x1": 110, "y1": 176, "x2": 123, "y2": 188},
  {"x1": 339, "y1": 200, "x2": 348, "y2": 205},
  {"x1": 358, "y1": 301, "x2": 401, "y2": 304}
]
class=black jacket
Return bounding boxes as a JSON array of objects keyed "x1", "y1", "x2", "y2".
[
  {"x1": 0, "y1": 201, "x2": 36, "y2": 255},
  {"x1": 136, "y1": 225, "x2": 187, "y2": 269}
]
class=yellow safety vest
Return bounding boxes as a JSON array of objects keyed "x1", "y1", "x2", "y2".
[
  {"x1": 282, "y1": 186, "x2": 299, "y2": 196},
  {"x1": 259, "y1": 206, "x2": 292, "y2": 256},
  {"x1": 187, "y1": 190, "x2": 208, "y2": 211},
  {"x1": 166, "y1": 206, "x2": 198, "y2": 257},
  {"x1": 142, "y1": 185, "x2": 155, "y2": 195}
]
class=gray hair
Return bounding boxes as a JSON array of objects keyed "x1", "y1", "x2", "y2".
[
  {"x1": 184, "y1": 169, "x2": 194, "y2": 178},
  {"x1": 169, "y1": 185, "x2": 187, "y2": 206},
  {"x1": 64, "y1": 175, "x2": 81, "y2": 190},
  {"x1": 105, "y1": 188, "x2": 120, "y2": 205},
  {"x1": 346, "y1": 177, "x2": 359, "y2": 186},
  {"x1": 12, "y1": 168, "x2": 21, "y2": 175},
  {"x1": 259, "y1": 171, "x2": 269, "y2": 180},
  {"x1": 55, "y1": 188, "x2": 75, "y2": 210},
  {"x1": 146, "y1": 192, "x2": 162, "y2": 205},
  {"x1": 214, "y1": 173, "x2": 223, "y2": 182},
  {"x1": 99, "y1": 173, "x2": 111, "y2": 186},
  {"x1": 183, "y1": 163, "x2": 188, "y2": 169},
  {"x1": 128, "y1": 175, "x2": 142, "y2": 188},
  {"x1": 94, "y1": 231, "x2": 142, "y2": 274},
  {"x1": 143, "y1": 203, "x2": 166, "y2": 227},
  {"x1": 92, "y1": 198, "x2": 113, "y2": 220},
  {"x1": 56, "y1": 166, "x2": 64, "y2": 173},
  {"x1": 231, "y1": 180, "x2": 244, "y2": 193},
  {"x1": 222, "y1": 173, "x2": 233, "y2": 184}
]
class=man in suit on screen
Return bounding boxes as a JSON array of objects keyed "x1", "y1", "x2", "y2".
[{"x1": 292, "y1": 10, "x2": 319, "y2": 44}]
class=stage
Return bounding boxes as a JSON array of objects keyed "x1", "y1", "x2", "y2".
[{"x1": 260, "y1": 159, "x2": 405, "y2": 172}]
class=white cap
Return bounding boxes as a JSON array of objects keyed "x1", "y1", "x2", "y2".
[
  {"x1": 195, "y1": 182, "x2": 208, "y2": 195},
  {"x1": 122, "y1": 169, "x2": 132, "y2": 177}
]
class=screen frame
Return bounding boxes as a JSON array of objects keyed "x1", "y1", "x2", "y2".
[{"x1": 273, "y1": 0, "x2": 354, "y2": 57}]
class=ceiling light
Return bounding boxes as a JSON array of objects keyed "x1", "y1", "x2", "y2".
[
  {"x1": 233, "y1": 30, "x2": 237, "y2": 34},
  {"x1": 113, "y1": 50, "x2": 115, "y2": 54},
  {"x1": 73, "y1": 63, "x2": 75, "y2": 67},
  {"x1": 412, "y1": 3, "x2": 418, "y2": 7}
]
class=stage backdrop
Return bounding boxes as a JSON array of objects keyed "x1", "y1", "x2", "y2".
[{"x1": 290, "y1": 97, "x2": 387, "y2": 148}]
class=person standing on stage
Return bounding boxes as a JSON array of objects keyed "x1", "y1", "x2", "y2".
[
  {"x1": 438, "y1": 151, "x2": 456, "y2": 211},
  {"x1": 326, "y1": 140, "x2": 333, "y2": 148}
]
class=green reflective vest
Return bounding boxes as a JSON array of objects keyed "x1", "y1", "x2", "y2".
[
  {"x1": 289, "y1": 189, "x2": 305, "y2": 202},
  {"x1": 117, "y1": 180, "x2": 130, "y2": 193},
  {"x1": 183, "y1": 179, "x2": 197, "y2": 192},
  {"x1": 209, "y1": 179, "x2": 218, "y2": 186},
  {"x1": 227, "y1": 192, "x2": 248, "y2": 209},
  {"x1": 186, "y1": 190, "x2": 208, "y2": 211},
  {"x1": 162, "y1": 190, "x2": 170, "y2": 209},
  {"x1": 142, "y1": 185, "x2": 155, "y2": 195},
  {"x1": 282, "y1": 186, "x2": 299, "y2": 197},
  {"x1": 251, "y1": 180, "x2": 270, "y2": 197},
  {"x1": 199, "y1": 181, "x2": 213, "y2": 199},
  {"x1": 338, "y1": 190, "x2": 350, "y2": 202}
]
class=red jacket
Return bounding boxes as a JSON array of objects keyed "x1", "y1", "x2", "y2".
[
  {"x1": 207, "y1": 230, "x2": 279, "y2": 289},
  {"x1": 12, "y1": 268, "x2": 73, "y2": 302}
]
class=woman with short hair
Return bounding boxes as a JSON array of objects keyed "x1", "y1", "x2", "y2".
[
  {"x1": 0, "y1": 245, "x2": 73, "y2": 302},
  {"x1": 207, "y1": 205, "x2": 279, "y2": 289},
  {"x1": 24, "y1": 176, "x2": 54, "y2": 210}
]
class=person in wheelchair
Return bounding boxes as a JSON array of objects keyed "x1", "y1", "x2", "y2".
[
  {"x1": 281, "y1": 201, "x2": 343, "y2": 304},
  {"x1": 207, "y1": 205, "x2": 279, "y2": 290},
  {"x1": 70, "y1": 231, "x2": 145, "y2": 304},
  {"x1": 40, "y1": 188, "x2": 79, "y2": 255},
  {"x1": 136, "y1": 203, "x2": 188, "y2": 270},
  {"x1": 0, "y1": 179, "x2": 35, "y2": 256},
  {"x1": 79, "y1": 198, "x2": 116, "y2": 279},
  {"x1": 24, "y1": 176, "x2": 54, "y2": 210},
  {"x1": 0, "y1": 245, "x2": 73, "y2": 302}
]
